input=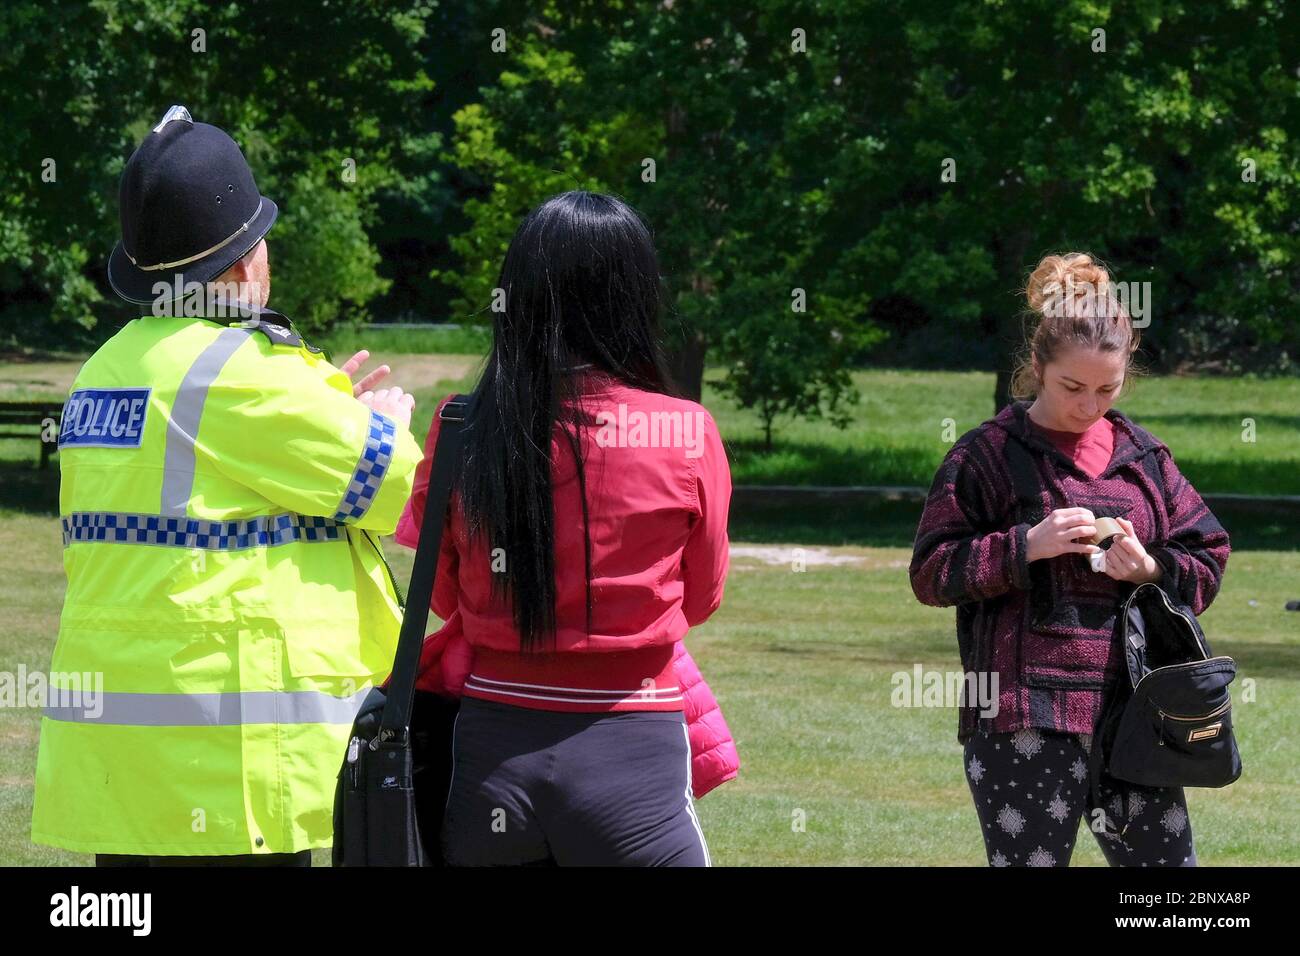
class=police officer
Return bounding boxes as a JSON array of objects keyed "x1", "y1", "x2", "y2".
[{"x1": 31, "y1": 106, "x2": 424, "y2": 866}]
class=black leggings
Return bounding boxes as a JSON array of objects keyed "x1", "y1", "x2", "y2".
[
  {"x1": 441, "y1": 697, "x2": 710, "y2": 867},
  {"x1": 964, "y1": 728, "x2": 1196, "y2": 867}
]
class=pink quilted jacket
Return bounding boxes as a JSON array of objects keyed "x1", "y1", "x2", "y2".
[{"x1": 412, "y1": 610, "x2": 739, "y2": 799}]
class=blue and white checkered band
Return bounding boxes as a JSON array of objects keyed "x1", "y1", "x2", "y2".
[
  {"x1": 61, "y1": 511, "x2": 345, "y2": 550},
  {"x1": 334, "y1": 410, "x2": 396, "y2": 523}
]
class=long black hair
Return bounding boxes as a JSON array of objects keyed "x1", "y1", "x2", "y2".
[{"x1": 457, "y1": 191, "x2": 677, "y2": 651}]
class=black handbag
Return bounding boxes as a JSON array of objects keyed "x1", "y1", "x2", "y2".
[
  {"x1": 1090, "y1": 575, "x2": 1242, "y2": 835},
  {"x1": 333, "y1": 394, "x2": 472, "y2": 866}
]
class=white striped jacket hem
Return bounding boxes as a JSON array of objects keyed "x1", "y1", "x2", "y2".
[{"x1": 463, "y1": 674, "x2": 684, "y2": 706}]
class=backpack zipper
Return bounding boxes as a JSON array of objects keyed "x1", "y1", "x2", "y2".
[
  {"x1": 1154, "y1": 697, "x2": 1232, "y2": 747},
  {"x1": 1157, "y1": 698, "x2": 1232, "y2": 722},
  {"x1": 1140, "y1": 660, "x2": 1234, "y2": 743}
]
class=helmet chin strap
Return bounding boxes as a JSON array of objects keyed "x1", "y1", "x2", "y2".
[{"x1": 125, "y1": 200, "x2": 263, "y2": 272}]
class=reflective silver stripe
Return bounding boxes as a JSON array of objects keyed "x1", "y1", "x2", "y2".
[
  {"x1": 61, "y1": 510, "x2": 345, "y2": 549},
  {"x1": 162, "y1": 327, "x2": 251, "y2": 516},
  {"x1": 43, "y1": 688, "x2": 369, "y2": 727}
]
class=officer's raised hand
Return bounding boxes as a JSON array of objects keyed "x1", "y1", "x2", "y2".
[
  {"x1": 339, "y1": 349, "x2": 391, "y2": 397},
  {"x1": 358, "y1": 386, "x2": 416, "y2": 428}
]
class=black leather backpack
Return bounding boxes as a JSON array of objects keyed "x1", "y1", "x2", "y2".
[{"x1": 1091, "y1": 578, "x2": 1242, "y2": 834}]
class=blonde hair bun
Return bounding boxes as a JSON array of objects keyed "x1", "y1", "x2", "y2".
[
  {"x1": 1009, "y1": 251, "x2": 1142, "y2": 401},
  {"x1": 1026, "y1": 253, "x2": 1121, "y2": 320}
]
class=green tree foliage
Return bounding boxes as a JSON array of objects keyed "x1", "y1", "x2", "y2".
[
  {"x1": 2, "y1": 1, "x2": 1295, "y2": 437},
  {"x1": 438, "y1": 2, "x2": 876, "y2": 444},
  {"x1": 0, "y1": 0, "x2": 436, "y2": 346},
  {"x1": 815, "y1": 0, "x2": 1300, "y2": 405},
  {"x1": 438, "y1": 0, "x2": 1298, "y2": 432}
]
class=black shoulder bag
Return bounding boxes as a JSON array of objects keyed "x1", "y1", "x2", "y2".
[
  {"x1": 1090, "y1": 568, "x2": 1242, "y2": 837},
  {"x1": 333, "y1": 394, "x2": 472, "y2": 867}
]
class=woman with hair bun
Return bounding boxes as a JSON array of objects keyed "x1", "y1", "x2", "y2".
[{"x1": 909, "y1": 253, "x2": 1231, "y2": 867}]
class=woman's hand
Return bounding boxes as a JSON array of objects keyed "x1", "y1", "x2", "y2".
[
  {"x1": 1101, "y1": 516, "x2": 1164, "y2": 584},
  {"x1": 1026, "y1": 507, "x2": 1102, "y2": 563}
]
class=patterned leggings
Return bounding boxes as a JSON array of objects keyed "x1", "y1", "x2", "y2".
[{"x1": 963, "y1": 728, "x2": 1196, "y2": 867}]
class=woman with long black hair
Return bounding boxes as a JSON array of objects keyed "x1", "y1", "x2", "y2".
[{"x1": 396, "y1": 190, "x2": 737, "y2": 866}]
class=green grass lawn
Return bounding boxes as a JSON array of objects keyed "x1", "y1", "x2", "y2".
[
  {"x1": 3, "y1": 503, "x2": 1297, "y2": 866},
  {"x1": 700, "y1": 538, "x2": 1300, "y2": 865},
  {"x1": 1, "y1": 349, "x2": 1297, "y2": 865}
]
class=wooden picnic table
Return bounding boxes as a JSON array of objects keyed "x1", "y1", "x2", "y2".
[{"x1": 0, "y1": 400, "x2": 63, "y2": 469}]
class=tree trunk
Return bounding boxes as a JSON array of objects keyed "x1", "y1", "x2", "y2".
[
  {"x1": 991, "y1": 227, "x2": 1034, "y2": 414},
  {"x1": 667, "y1": 329, "x2": 706, "y2": 401},
  {"x1": 992, "y1": 305, "x2": 1021, "y2": 413},
  {"x1": 993, "y1": 364, "x2": 1015, "y2": 414},
  {"x1": 661, "y1": 96, "x2": 707, "y2": 403}
]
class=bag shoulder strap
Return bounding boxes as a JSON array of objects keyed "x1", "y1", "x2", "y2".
[{"x1": 379, "y1": 393, "x2": 472, "y2": 742}]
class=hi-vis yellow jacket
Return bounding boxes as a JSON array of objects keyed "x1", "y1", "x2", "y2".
[{"x1": 31, "y1": 312, "x2": 422, "y2": 856}]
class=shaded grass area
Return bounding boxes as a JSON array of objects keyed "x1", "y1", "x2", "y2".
[
  {"x1": 3, "y1": 461, "x2": 1290, "y2": 555},
  {"x1": 729, "y1": 494, "x2": 1300, "y2": 553}
]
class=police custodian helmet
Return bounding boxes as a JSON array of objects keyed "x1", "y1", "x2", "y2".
[{"x1": 107, "y1": 105, "x2": 279, "y2": 305}]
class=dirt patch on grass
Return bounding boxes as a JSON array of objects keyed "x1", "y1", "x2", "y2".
[
  {"x1": 730, "y1": 545, "x2": 867, "y2": 567},
  {"x1": 0, "y1": 724, "x2": 38, "y2": 745},
  {"x1": 729, "y1": 545, "x2": 911, "y2": 572},
  {"x1": 356, "y1": 354, "x2": 481, "y2": 392}
]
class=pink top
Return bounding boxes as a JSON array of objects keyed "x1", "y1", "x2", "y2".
[
  {"x1": 395, "y1": 371, "x2": 733, "y2": 713},
  {"x1": 1028, "y1": 414, "x2": 1116, "y2": 479}
]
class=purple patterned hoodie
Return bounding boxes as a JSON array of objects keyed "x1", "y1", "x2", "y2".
[{"x1": 909, "y1": 400, "x2": 1231, "y2": 742}]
